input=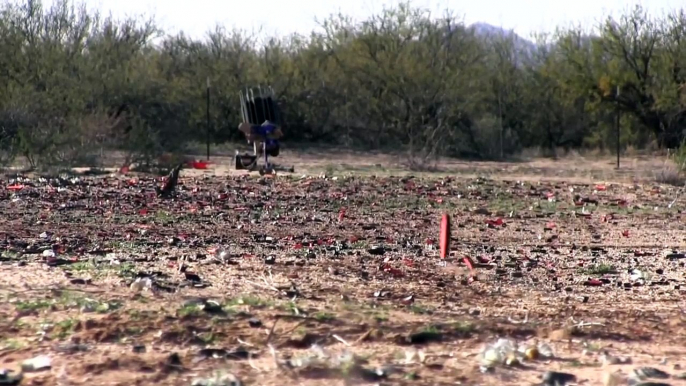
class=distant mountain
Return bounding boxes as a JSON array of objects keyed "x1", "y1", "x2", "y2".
[
  {"x1": 470, "y1": 22, "x2": 512, "y2": 37},
  {"x1": 468, "y1": 22, "x2": 538, "y2": 56}
]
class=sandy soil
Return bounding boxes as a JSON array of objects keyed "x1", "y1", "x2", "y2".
[{"x1": 1, "y1": 151, "x2": 686, "y2": 386}]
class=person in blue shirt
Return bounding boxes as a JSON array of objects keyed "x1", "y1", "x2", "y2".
[{"x1": 238, "y1": 121, "x2": 283, "y2": 157}]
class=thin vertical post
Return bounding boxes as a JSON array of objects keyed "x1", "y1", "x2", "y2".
[
  {"x1": 206, "y1": 77, "x2": 211, "y2": 161},
  {"x1": 615, "y1": 86, "x2": 621, "y2": 169},
  {"x1": 498, "y1": 91, "x2": 503, "y2": 159}
]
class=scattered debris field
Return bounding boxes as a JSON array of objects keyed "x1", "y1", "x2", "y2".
[{"x1": 2, "y1": 171, "x2": 686, "y2": 386}]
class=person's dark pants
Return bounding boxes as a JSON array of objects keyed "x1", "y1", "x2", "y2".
[{"x1": 266, "y1": 144, "x2": 280, "y2": 157}]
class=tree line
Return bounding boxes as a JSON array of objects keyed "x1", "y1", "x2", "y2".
[{"x1": 0, "y1": 0, "x2": 685, "y2": 170}]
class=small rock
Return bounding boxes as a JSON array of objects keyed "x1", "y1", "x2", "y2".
[
  {"x1": 285, "y1": 333, "x2": 320, "y2": 349},
  {"x1": 55, "y1": 343, "x2": 89, "y2": 353},
  {"x1": 479, "y1": 365, "x2": 495, "y2": 373},
  {"x1": 164, "y1": 352, "x2": 182, "y2": 367},
  {"x1": 248, "y1": 318, "x2": 262, "y2": 328},
  {"x1": 184, "y1": 271, "x2": 202, "y2": 282},
  {"x1": 367, "y1": 246, "x2": 385, "y2": 255},
  {"x1": 202, "y1": 300, "x2": 223, "y2": 314},
  {"x1": 183, "y1": 298, "x2": 223, "y2": 314},
  {"x1": 524, "y1": 346, "x2": 539, "y2": 360},
  {"x1": 600, "y1": 351, "x2": 631, "y2": 365},
  {"x1": 80, "y1": 302, "x2": 97, "y2": 313},
  {"x1": 132, "y1": 344, "x2": 146, "y2": 353},
  {"x1": 191, "y1": 371, "x2": 242, "y2": 386},
  {"x1": 400, "y1": 330, "x2": 442, "y2": 345},
  {"x1": 633, "y1": 367, "x2": 671, "y2": 380},
  {"x1": 632, "y1": 383, "x2": 672, "y2": 386},
  {"x1": 537, "y1": 342, "x2": 555, "y2": 358},
  {"x1": 357, "y1": 366, "x2": 388, "y2": 382},
  {"x1": 195, "y1": 347, "x2": 250, "y2": 362},
  {"x1": 0, "y1": 369, "x2": 22, "y2": 386},
  {"x1": 226, "y1": 347, "x2": 251, "y2": 360},
  {"x1": 130, "y1": 277, "x2": 152, "y2": 292},
  {"x1": 21, "y1": 355, "x2": 51, "y2": 372},
  {"x1": 541, "y1": 370, "x2": 576, "y2": 386},
  {"x1": 603, "y1": 371, "x2": 627, "y2": 386},
  {"x1": 194, "y1": 348, "x2": 228, "y2": 363}
]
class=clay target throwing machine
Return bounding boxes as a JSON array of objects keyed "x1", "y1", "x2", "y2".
[{"x1": 235, "y1": 86, "x2": 294, "y2": 175}]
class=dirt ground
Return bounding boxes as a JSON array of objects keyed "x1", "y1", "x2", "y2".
[{"x1": 2, "y1": 151, "x2": 686, "y2": 386}]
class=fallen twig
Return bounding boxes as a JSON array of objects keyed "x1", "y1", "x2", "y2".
[
  {"x1": 576, "y1": 322, "x2": 605, "y2": 328},
  {"x1": 237, "y1": 337, "x2": 255, "y2": 347},
  {"x1": 0, "y1": 286, "x2": 108, "y2": 295},
  {"x1": 332, "y1": 334, "x2": 351, "y2": 347},
  {"x1": 264, "y1": 314, "x2": 333, "y2": 347},
  {"x1": 268, "y1": 344, "x2": 281, "y2": 370},
  {"x1": 245, "y1": 279, "x2": 281, "y2": 294},
  {"x1": 570, "y1": 317, "x2": 605, "y2": 328},
  {"x1": 265, "y1": 317, "x2": 281, "y2": 346}
]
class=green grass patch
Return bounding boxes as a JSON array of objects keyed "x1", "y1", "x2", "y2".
[{"x1": 583, "y1": 264, "x2": 615, "y2": 275}]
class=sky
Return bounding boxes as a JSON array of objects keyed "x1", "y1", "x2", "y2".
[{"x1": 50, "y1": 0, "x2": 685, "y2": 41}]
